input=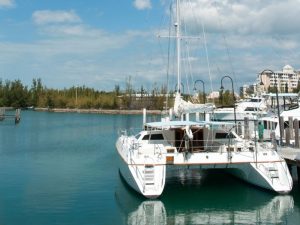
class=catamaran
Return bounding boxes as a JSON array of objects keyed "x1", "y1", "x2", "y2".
[{"x1": 115, "y1": 0, "x2": 293, "y2": 198}]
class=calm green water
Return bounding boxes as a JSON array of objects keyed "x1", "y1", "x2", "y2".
[{"x1": 0, "y1": 111, "x2": 300, "y2": 225}]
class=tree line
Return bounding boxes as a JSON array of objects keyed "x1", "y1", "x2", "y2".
[
  {"x1": 0, "y1": 78, "x2": 236, "y2": 110},
  {"x1": 0, "y1": 78, "x2": 177, "y2": 110}
]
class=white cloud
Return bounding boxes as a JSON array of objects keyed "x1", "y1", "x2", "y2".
[
  {"x1": 144, "y1": 0, "x2": 300, "y2": 91},
  {"x1": 0, "y1": 26, "x2": 155, "y2": 90},
  {"x1": 133, "y1": 0, "x2": 152, "y2": 10},
  {"x1": 2, "y1": 0, "x2": 300, "y2": 91},
  {"x1": 32, "y1": 10, "x2": 93, "y2": 38},
  {"x1": 0, "y1": 0, "x2": 14, "y2": 8},
  {"x1": 32, "y1": 10, "x2": 81, "y2": 25},
  {"x1": 179, "y1": 0, "x2": 300, "y2": 35}
]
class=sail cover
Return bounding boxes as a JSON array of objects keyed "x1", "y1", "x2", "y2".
[{"x1": 173, "y1": 92, "x2": 215, "y2": 117}]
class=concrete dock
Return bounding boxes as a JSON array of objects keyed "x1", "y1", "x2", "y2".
[{"x1": 278, "y1": 146, "x2": 300, "y2": 182}]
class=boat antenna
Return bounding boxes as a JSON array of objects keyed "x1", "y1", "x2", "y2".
[{"x1": 175, "y1": 0, "x2": 181, "y2": 94}]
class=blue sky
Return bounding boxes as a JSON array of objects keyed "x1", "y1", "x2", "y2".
[{"x1": 1, "y1": 0, "x2": 300, "y2": 93}]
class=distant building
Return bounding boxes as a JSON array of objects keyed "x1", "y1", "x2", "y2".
[
  {"x1": 207, "y1": 91, "x2": 220, "y2": 100},
  {"x1": 240, "y1": 85, "x2": 248, "y2": 97},
  {"x1": 207, "y1": 91, "x2": 239, "y2": 100},
  {"x1": 239, "y1": 84, "x2": 256, "y2": 98},
  {"x1": 259, "y1": 65, "x2": 300, "y2": 93}
]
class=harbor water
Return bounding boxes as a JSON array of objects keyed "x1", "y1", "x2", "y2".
[{"x1": 0, "y1": 111, "x2": 300, "y2": 225}]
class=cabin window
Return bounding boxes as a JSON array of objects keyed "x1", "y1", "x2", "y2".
[
  {"x1": 215, "y1": 132, "x2": 236, "y2": 139},
  {"x1": 263, "y1": 121, "x2": 277, "y2": 130},
  {"x1": 245, "y1": 107, "x2": 256, "y2": 111},
  {"x1": 135, "y1": 134, "x2": 141, "y2": 140},
  {"x1": 142, "y1": 134, "x2": 164, "y2": 140},
  {"x1": 250, "y1": 99, "x2": 261, "y2": 102},
  {"x1": 263, "y1": 121, "x2": 268, "y2": 129}
]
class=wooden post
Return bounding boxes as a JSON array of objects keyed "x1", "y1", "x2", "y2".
[
  {"x1": 285, "y1": 127, "x2": 290, "y2": 146},
  {"x1": 294, "y1": 119, "x2": 299, "y2": 148},
  {"x1": 237, "y1": 122, "x2": 242, "y2": 136},
  {"x1": 289, "y1": 116, "x2": 294, "y2": 140},
  {"x1": 15, "y1": 109, "x2": 21, "y2": 124},
  {"x1": 279, "y1": 116, "x2": 284, "y2": 145},
  {"x1": 143, "y1": 108, "x2": 146, "y2": 125},
  {"x1": 0, "y1": 108, "x2": 5, "y2": 121},
  {"x1": 244, "y1": 117, "x2": 249, "y2": 139},
  {"x1": 271, "y1": 131, "x2": 277, "y2": 151}
]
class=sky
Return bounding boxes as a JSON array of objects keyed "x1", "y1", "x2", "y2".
[{"x1": 1, "y1": 0, "x2": 300, "y2": 93}]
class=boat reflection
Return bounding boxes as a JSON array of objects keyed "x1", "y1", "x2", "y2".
[{"x1": 115, "y1": 171, "x2": 294, "y2": 225}]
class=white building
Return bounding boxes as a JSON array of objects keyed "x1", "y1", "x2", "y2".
[
  {"x1": 260, "y1": 65, "x2": 300, "y2": 93},
  {"x1": 207, "y1": 91, "x2": 220, "y2": 100}
]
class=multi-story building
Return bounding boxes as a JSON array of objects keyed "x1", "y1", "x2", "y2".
[
  {"x1": 240, "y1": 84, "x2": 258, "y2": 98},
  {"x1": 259, "y1": 65, "x2": 300, "y2": 93}
]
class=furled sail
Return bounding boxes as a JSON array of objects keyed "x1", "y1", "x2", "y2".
[{"x1": 173, "y1": 92, "x2": 215, "y2": 117}]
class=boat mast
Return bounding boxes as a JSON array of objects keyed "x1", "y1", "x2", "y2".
[{"x1": 175, "y1": 0, "x2": 181, "y2": 94}]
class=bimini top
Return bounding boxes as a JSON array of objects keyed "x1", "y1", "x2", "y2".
[{"x1": 145, "y1": 120, "x2": 234, "y2": 129}]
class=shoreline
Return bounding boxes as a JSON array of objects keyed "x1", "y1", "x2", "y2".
[{"x1": 34, "y1": 108, "x2": 162, "y2": 115}]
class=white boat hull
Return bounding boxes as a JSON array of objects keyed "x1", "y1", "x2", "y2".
[
  {"x1": 117, "y1": 135, "x2": 293, "y2": 198},
  {"x1": 117, "y1": 138, "x2": 166, "y2": 198},
  {"x1": 227, "y1": 162, "x2": 292, "y2": 194}
]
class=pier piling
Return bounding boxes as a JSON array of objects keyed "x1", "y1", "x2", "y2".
[
  {"x1": 285, "y1": 127, "x2": 291, "y2": 146},
  {"x1": 289, "y1": 117, "x2": 294, "y2": 140},
  {"x1": 15, "y1": 109, "x2": 21, "y2": 124},
  {"x1": 294, "y1": 119, "x2": 299, "y2": 148},
  {"x1": 0, "y1": 108, "x2": 4, "y2": 121},
  {"x1": 271, "y1": 131, "x2": 277, "y2": 151},
  {"x1": 244, "y1": 117, "x2": 250, "y2": 139},
  {"x1": 0, "y1": 108, "x2": 21, "y2": 124},
  {"x1": 277, "y1": 116, "x2": 300, "y2": 183},
  {"x1": 280, "y1": 116, "x2": 284, "y2": 145}
]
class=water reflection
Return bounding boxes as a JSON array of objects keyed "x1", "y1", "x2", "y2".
[
  {"x1": 115, "y1": 175, "x2": 167, "y2": 225},
  {"x1": 115, "y1": 170, "x2": 294, "y2": 225}
]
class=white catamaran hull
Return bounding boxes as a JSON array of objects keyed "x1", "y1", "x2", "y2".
[
  {"x1": 117, "y1": 138, "x2": 166, "y2": 198},
  {"x1": 228, "y1": 162, "x2": 292, "y2": 194},
  {"x1": 117, "y1": 136, "x2": 293, "y2": 198}
]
